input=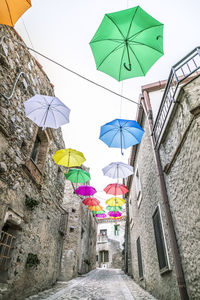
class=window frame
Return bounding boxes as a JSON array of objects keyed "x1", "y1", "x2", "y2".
[{"x1": 136, "y1": 236, "x2": 144, "y2": 280}]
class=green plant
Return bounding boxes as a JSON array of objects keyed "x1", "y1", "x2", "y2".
[
  {"x1": 84, "y1": 259, "x2": 91, "y2": 266},
  {"x1": 25, "y1": 196, "x2": 39, "y2": 210},
  {"x1": 26, "y1": 253, "x2": 40, "y2": 268}
]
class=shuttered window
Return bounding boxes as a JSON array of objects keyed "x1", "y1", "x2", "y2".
[
  {"x1": 153, "y1": 207, "x2": 169, "y2": 272},
  {"x1": 136, "y1": 236, "x2": 143, "y2": 279}
]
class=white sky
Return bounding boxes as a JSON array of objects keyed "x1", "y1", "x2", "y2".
[{"x1": 15, "y1": 0, "x2": 200, "y2": 207}]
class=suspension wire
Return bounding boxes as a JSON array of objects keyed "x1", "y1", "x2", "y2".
[
  {"x1": 120, "y1": 81, "x2": 123, "y2": 118},
  {"x1": 27, "y1": 47, "x2": 139, "y2": 105}
]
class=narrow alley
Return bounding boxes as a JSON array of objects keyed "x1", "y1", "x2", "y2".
[{"x1": 26, "y1": 269, "x2": 157, "y2": 300}]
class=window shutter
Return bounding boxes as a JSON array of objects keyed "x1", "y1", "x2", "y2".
[{"x1": 137, "y1": 236, "x2": 143, "y2": 278}]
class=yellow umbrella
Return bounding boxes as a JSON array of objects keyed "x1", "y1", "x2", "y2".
[
  {"x1": 52, "y1": 148, "x2": 86, "y2": 168},
  {"x1": 0, "y1": 0, "x2": 32, "y2": 27},
  {"x1": 88, "y1": 205, "x2": 103, "y2": 211},
  {"x1": 106, "y1": 197, "x2": 125, "y2": 206}
]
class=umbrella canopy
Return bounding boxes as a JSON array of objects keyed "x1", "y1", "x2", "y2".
[
  {"x1": 106, "y1": 197, "x2": 126, "y2": 206},
  {"x1": 0, "y1": 0, "x2": 31, "y2": 27},
  {"x1": 88, "y1": 205, "x2": 103, "y2": 211},
  {"x1": 90, "y1": 6, "x2": 164, "y2": 81},
  {"x1": 106, "y1": 206, "x2": 122, "y2": 212},
  {"x1": 102, "y1": 162, "x2": 133, "y2": 179},
  {"x1": 82, "y1": 197, "x2": 100, "y2": 206},
  {"x1": 109, "y1": 216, "x2": 122, "y2": 220},
  {"x1": 75, "y1": 185, "x2": 97, "y2": 196},
  {"x1": 65, "y1": 168, "x2": 90, "y2": 183},
  {"x1": 24, "y1": 95, "x2": 70, "y2": 130},
  {"x1": 104, "y1": 183, "x2": 129, "y2": 195},
  {"x1": 93, "y1": 210, "x2": 105, "y2": 215},
  {"x1": 108, "y1": 211, "x2": 122, "y2": 218},
  {"x1": 100, "y1": 118, "x2": 144, "y2": 154},
  {"x1": 95, "y1": 213, "x2": 107, "y2": 218},
  {"x1": 53, "y1": 148, "x2": 86, "y2": 168}
]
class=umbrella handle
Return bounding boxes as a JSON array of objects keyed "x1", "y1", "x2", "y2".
[{"x1": 124, "y1": 63, "x2": 132, "y2": 71}]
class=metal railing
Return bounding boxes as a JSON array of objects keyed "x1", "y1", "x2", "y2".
[{"x1": 152, "y1": 47, "x2": 200, "y2": 147}]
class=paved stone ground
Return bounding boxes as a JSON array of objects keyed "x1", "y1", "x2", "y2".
[{"x1": 26, "y1": 269, "x2": 157, "y2": 300}]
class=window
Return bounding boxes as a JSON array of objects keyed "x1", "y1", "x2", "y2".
[
  {"x1": 96, "y1": 255, "x2": 98, "y2": 262},
  {"x1": 31, "y1": 135, "x2": 41, "y2": 162},
  {"x1": 30, "y1": 128, "x2": 49, "y2": 171},
  {"x1": 100, "y1": 250, "x2": 109, "y2": 263},
  {"x1": 137, "y1": 236, "x2": 144, "y2": 279},
  {"x1": 114, "y1": 224, "x2": 120, "y2": 236},
  {"x1": 100, "y1": 229, "x2": 107, "y2": 236},
  {"x1": 135, "y1": 168, "x2": 142, "y2": 207},
  {"x1": 70, "y1": 227, "x2": 75, "y2": 233},
  {"x1": 153, "y1": 206, "x2": 170, "y2": 273}
]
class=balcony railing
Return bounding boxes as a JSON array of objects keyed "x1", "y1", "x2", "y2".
[{"x1": 152, "y1": 47, "x2": 200, "y2": 147}]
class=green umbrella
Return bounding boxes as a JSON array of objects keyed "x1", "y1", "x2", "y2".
[
  {"x1": 106, "y1": 206, "x2": 122, "y2": 212},
  {"x1": 92, "y1": 210, "x2": 105, "y2": 215},
  {"x1": 90, "y1": 6, "x2": 164, "y2": 81},
  {"x1": 64, "y1": 168, "x2": 91, "y2": 183}
]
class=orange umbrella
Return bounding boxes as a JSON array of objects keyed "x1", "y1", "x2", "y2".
[
  {"x1": 0, "y1": 0, "x2": 31, "y2": 27},
  {"x1": 88, "y1": 205, "x2": 103, "y2": 211}
]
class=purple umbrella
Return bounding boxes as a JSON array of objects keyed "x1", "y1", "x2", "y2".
[
  {"x1": 108, "y1": 211, "x2": 122, "y2": 218},
  {"x1": 95, "y1": 213, "x2": 107, "y2": 218},
  {"x1": 75, "y1": 185, "x2": 97, "y2": 196}
]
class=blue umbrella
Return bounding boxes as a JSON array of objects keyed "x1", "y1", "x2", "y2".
[{"x1": 99, "y1": 119, "x2": 144, "y2": 155}]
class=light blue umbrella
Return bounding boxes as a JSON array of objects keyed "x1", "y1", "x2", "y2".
[{"x1": 99, "y1": 119, "x2": 144, "y2": 155}]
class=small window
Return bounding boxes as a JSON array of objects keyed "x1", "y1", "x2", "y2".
[
  {"x1": 96, "y1": 255, "x2": 98, "y2": 262},
  {"x1": 135, "y1": 168, "x2": 142, "y2": 207},
  {"x1": 137, "y1": 236, "x2": 144, "y2": 279},
  {"x1": 153, "y1": 206, "x2": 170, "y2": 273},
  {"x1": 72, "y1": 208, "x2": 76, "y2": 213},
  {"x1": 30, "y1": 128, "x2": 49, "y2": 171},
  {"x1": 100, "y1": 229, "x2": 107, "y2": 236},
  {"x1": 31, "y1": 135, "x2": 41, "y2": 162},
  {"x1": 70, "y1": 227, "x2": 75, "y2": 233},
  {"x1": 100, "y1": 250, "x2": 109, "y2": 263},
  {"x1": 114, "y1": 224, "x2": 120, "y2": 236}
]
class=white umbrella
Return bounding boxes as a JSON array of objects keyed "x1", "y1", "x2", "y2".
[
  {"x1": 102, "y1": 162, "x2": 133, "y2": 179},
  {"x1": 24, "y1": 94, "x2": 70, "y2": 130}
]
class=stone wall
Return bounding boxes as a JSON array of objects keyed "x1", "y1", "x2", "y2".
[
  {"x1": 0, "y1": 25, "x2": 66, "y2": 299},
  {"x1": 59, "y1": 180, "x2": 97, "y2": 281},
  {"x1": 159, "y1": 76, "x2": 200, "y2": 300}
]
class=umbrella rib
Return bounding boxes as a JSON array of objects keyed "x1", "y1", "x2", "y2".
[
  {"x1": 126, "y1": 6, "x2": 139, "y2": 39},
  {"x1": 50, "y1": 107, "x2": 69, "y2": 121},
  {"x1": 128, "y1": 47, "x2": 145, "y2": 75},
  {"x1": 129, "y1": 24, "x2": 163, "y2": 42},
  {"x1": 119, "y1": 46, "x2": 126, "y2": 81},
  {"x1": 25, "y1": 106, "x2": 47, "y2": 115},
  {"x1": 90, "y1": 38, "x2": 123, "y2": 44},
  {"x1": 100, "y1": 127, "x2": 117, "y2": 138},
  {"x1": 97, "y1": 42, "x2": 124, "y2": 69},
  {"x1": 108, "y1": 129, "x2": 120, "y2": 147},
  {"x1": 105, "y1": 14, "x2": 125, "y2": 40},
  {"x1": 5, "y1": 0, "x2": 14, "y2": 26},
  {"x1": 122, "y1": 127, "x2": 143, "y2": 143},
  {"x1": 129, "y1": 40, "x2": 164, "y2": 55},
  {"x1": 49, "y1": 109, "x2": 58, "y2": 128}
]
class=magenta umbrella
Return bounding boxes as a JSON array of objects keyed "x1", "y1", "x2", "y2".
[
  {"x1": 75, "y1": 185, "x2": 97, "y2": 196},
  {"x1": 108, "y1": 211, "x2": 122, "y2": 218},
  {"x1": 95, "y1": 213, "x2": 107, "y2": 218}
]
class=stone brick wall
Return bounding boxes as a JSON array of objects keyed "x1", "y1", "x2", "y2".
[
  {"x1": 159, "y1": 76, "x2": 200, "y2": 300},
  {"x1": 59, "y1": 180, "x2": 97, "y2": 281},
  {"x1": 0, "y1": 25, "x2": 66, "y2": 299}
]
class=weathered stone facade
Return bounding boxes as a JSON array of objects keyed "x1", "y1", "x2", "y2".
[
  {"x1": 126, "y1": 72, "x2": 200, "y2": 299},
  {"x1": 0, "y1": 25, "x2": 66, "y2": 299},
  {"x1": 59, "y1": 179, "x2": 97, "y2": 281},
  {"x1": 96, "y1": 217, "x2": 125, "y2": 269}
]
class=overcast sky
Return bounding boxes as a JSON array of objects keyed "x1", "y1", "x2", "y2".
[{"x1": 15, "y1": 0, "x2": 200, "y2": 207}]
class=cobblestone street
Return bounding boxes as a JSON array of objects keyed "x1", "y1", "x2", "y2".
[{"x1": 26, "y1": 269, "x2": 157, "y2": 300}]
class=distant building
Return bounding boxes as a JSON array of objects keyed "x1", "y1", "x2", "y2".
[
  {"x1": 96, "y1": 217, "x2": 125, "y2": 269},
  {"x1": 126, "y1": 48, "x2": 200, "y2": 300}
]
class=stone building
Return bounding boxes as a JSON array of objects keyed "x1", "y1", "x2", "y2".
[
  {"x1": 0, "y1": 25, "x2": 68, "y2": 299},
  {"x1": 96, "y1": 217, "x2": 125, "y2": 269},
  {"x1": 59, "y1": 179, "x2": 97, "y2": 281},
  {"x1": 126, "y1": 48, "x2": 200, "y2": 300}
]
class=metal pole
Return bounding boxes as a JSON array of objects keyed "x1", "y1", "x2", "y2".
[{"x1": 142, "y1": 91, "x2": 189, "y2": 300}]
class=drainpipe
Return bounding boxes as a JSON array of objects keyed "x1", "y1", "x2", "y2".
[{"x1": 141, "y1": 91, "x2": 189, "y2": 300}]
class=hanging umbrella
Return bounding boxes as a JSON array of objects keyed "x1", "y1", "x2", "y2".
[
  {"x1": 104, "y1": 183, "x2": 129, "y2": 195},
  {"x1": 100, "y1": 118, "x2": 144, "y2": 155},
  {"x1": 108, "y1": 211, "x2": 122, "y2": 218},
  {"x1": 106, "y1": 206, "x2": 122, "y2": 212},
  {"x1": 52, "y1": 148, "x2": 86, "y2": 168},
  {"x1": 88, "y1": 205, "x2": 103, "y2": 211},
  {"x1": 82, "y1": 197, "x2": 100, "y2": 206},
  {"x1": 109, "y1": 216, "x2": 122, "y2": 220},
  {"x1": 75, "y1": 185, "x2": 97, "y2": 196},
  {"x1": 24, "y1": 94, "x2": 70, "y2": 130},
  {"x1": 95, "y1": 213, "x2": 107, "y2": 218},
  {"x1": 90, "y1": 6, "x2": 164, "y2": 81},
  {"x1": 0, "y1": 0, "x2": 31, "y2": 27},
  {"x1": 93, "y1": 210, "x2": 105, "y2": 215},
  {"x1": 106, "y1": 197, "x2": 125, "y2": 206},
  {"x1": 102, "y1": 162, "x2": 133, "y2": 179},
  {"x1": 65, "y1": 169, "x2": 90, "y2": 183}
]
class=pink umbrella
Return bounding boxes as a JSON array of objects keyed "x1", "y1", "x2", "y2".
[
  {"x1": 95, "y1": 213, "x2": 107, "y2": 218},
  {"x1": 104, "y1": 183, "x2": 129, "y2": 195},
  {"x1": 82, "y1": 197, "x2": 100, "y2": 206},
  {"x1": 108, "y1": 211, "x2": 122, "y2": 218},
  {"x1": 75, "y1": 185, "x2": 97, "y2": 196}
]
